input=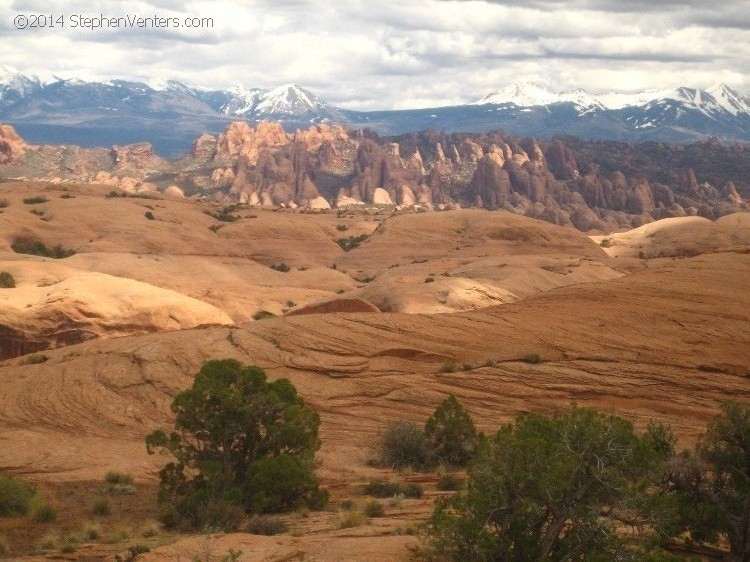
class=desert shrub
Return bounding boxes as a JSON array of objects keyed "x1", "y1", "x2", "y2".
[
  {"x1": 337, "y1": 504, "x2": 367, "y2": 529},
  {"x1": 380, "y1": 420, "x2": 435, "y2": 470},
  {"x1": 81, "y1": 521, "x2": 101, "y2": 540},
  {"x1": 424, "y1": 395, "x2": 478, "y2": 467},
  {"x1": 114, "y1": 544, "x2": 150, "y2": 562},
  {"x1": 23, "y1": 196, "x2": 49, "y2": 204},
  {"x1": 26, "y1": 353, "x2": 48, "y2": 364},
  {"x1": 422, "y1": 405, "x2": 664, "y2": 561},
  {"x1": 0, "y1": 474, "x2": 35, "y2": 516},
  {"x1": 204, "y1": 205, "x2": 241, "y2": 222},
  {"x1": 363, "y1": 480, "x2": 423, "y2": 499},
  {"x1": 92, "y1": 498, "x2": 111, "y2": 516},
  {"x1": 252, "y1": 310, "x2": 277, "y2": 321},
  {"x1": 0, "y1": 198, "x2": 8, "y2": 208},
  {"x1": 244, "y1": 515, "x2": 288, "y2": 536},
  {"x1": 336, "y1": 224, "x2": 348, "y2": 231},
  {"x1": 270, "y1": 262, "x2": 291, "y2": 272},
  {"x1": 336, "y1": 234, "x2": 368, "y2": 251},
  {"x1": 0, "y1": 535, "x2": 6, "y2": 556},
  {"x1": 30, "y1": 497, "x2": 57, "y2": 523},
  {"x1": 0, "y1": 271, "x2": 15, "y2": 288},
  {"x1": 105, "y1": 471, "x2": 134, "y2": 485},
  {"x1": 439, "y1": 361, "x2": 457, "y2": 373},
  {"x1": 663, "y1": 401, "x2": 750, "y2": 559},
  {"x1": 364, "y1": 499, "x2": 385, "y2": 517},
  {"x1": 424, "y1": 277, "x2": 435, "y2": 283},
  {"x1": 36, "y1": 531, "x2": 58, "y2": 551},
  {"x1": 144, "y1": 211, "x2": 155, "y2": 220},
  {"x1": 60, "y1": 543, "x2": 76, "y2": 554},
  {"x1": 436, "y1": 471, "x2": 463, "y2": 492},
  {"x1": 60, "y1": 192, "x2": 74, "y2": 199},
  {"x1": 243, "y1": 454, "x2": 329, "y2": 514},
  {"x1": 600, "y1": 238, "x2": 612, "y2": 248},
  {"x1": 140, "y1": 525, "x2": 158, "y2": 538},
  {"x1": 521, "y1": 352, "x2": 542, "y2": 364},
  {"x1": 146, "y1": 360, "x2": 326, "y2": 531},
  {"x1": 11, "y1": 240, "x2": 76, "y2": 259},
  {"x1": 388, "y1": 493, "x2": 405, "y2": 508}
]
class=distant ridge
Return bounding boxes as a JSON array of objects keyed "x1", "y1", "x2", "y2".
[{"x1": 1, "y1": 67, "x2": 749, "y2": 155}]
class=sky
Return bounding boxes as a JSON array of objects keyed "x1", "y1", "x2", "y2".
[{"x1": 1, "y1": 0, "x2": 748, "y2": 110}]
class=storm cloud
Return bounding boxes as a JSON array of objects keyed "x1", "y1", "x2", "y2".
[{"x1": 1, "y1": 0, "x2": 747, "y2": 110}]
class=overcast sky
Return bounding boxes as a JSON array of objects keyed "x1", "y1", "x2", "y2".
[{"x1": 1, "y1": 0, "x2": 748, "y2": 110}]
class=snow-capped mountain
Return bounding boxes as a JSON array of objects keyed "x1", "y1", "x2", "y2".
[
  {"x1": 219, "y1": 83, "x2": 345, "y2": 122},
  {"x1": 1, "y1": 70, "x2": 749, "y2": 156},
  {"x1": 707, "y1": 83, "x2": 750, "y2": 116},
  {"x1": 475, "y1": 81, "x2": 750, "y2": 117},
  {"x1": 475, "y1": 82, "x2": 560, "y2": 107}
]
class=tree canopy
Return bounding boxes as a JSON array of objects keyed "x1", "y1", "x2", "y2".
[
  {"x1": 423, "y1": 405, "x2": 663, "y2": 561},
  {"x1": 146, "y1": 359, "x2": 327, "y2": 530}
]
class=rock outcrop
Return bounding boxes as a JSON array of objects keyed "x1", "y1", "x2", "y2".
[
  {"x1": 0, "y1": 124, "x2": 26, "y2": 164},
  {"x1": 0, "y1": 123, "x2": 746, "y2": 228}
]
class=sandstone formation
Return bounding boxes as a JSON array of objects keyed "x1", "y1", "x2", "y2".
[
  {"x1": 0, "y1": 122, "x2": 747, "y2": 227},
  {"x1": 0, "y1": 123, "x2": 26, "y2": 164}
]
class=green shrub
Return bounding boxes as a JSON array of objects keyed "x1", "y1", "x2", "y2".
[
  {"x1": 105, "y1": 471, "x2": 134, "y2": 485},
  {"x1": 436, "y1": 472, "x2": 463, "y2": 491},
  {"x1": 439, "y1": 361, "x2": 457, "y2": 373},
  {"x1": 81, "y1": 521, "x2": 101, "y2": 540},
  {"x1": 0, "y1": 271, "x2": 15, "y2": 288},
  {"x1": 243, "y1": 454, "x2": 329, "y2": 514},
  {"x1": 30, "y1": 497, "x2": 57, "y2": 523},
  {"x1": 92, "y1": 498, "x2": 111, "y2": 516},
  {"x1": 364, "y1": 500, "x2": 385, "y2": 517},
  {"x1": 522, "y1": 353, "x2": 542, "y2": 364},
  {"x1": 23, "y1": 196, "x2": 49, "y2": 204},
  {"x1": 204, "y1": 206, "x2": 241, "y2": 222},
  {"x1": 363, "y1": 480, "x2": 423, "y2": 499},
  {"x1": 424, "y1": 395, "x2": 478, "y2": 467},
  {"x1": 114, "y1": 544, "x2": 150, "y2": 562},
  {"x1": 270, "y1": 262, "x2": 291, "y2": 272},
  {"x1": 422, "y1": 405, "x2": 662, "y2": 560},
  {"x1": 11, "y1": 240, "x2": 76, "y2": 259},
  {"x1": 380, "y1": 420, "x2": 435, "y2": 470},
  {"x1": 0, "y1": 474, "x2": 35, "y2": 516},
  {"x1": 146, "y1": 360, "x2": 326, "y2": 531},
  {"x1": 26, "y1": 353, "x2": 48, "y2": 365},
  {"x1": 336, "y1": 234, "x2": 368, "y2": 251},
  {"x1": 245, "y1": 515, "x2": 288, "y2": 536},
  {"x1": 60, "y1": 543, "x2": 76, "y2": 554}
]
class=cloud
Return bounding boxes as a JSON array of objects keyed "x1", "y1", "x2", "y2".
[{"x1": 0, "y1": 0, "x2": 747, "y2": 110}]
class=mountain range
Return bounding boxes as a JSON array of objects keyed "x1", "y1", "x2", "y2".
[{"x1": 1, "y1": 65, "x2": 749, "y2": 156}]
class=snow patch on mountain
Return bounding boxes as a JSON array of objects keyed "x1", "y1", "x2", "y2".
[
  {"x1": 475, "y1": 82, "x2": 558, "y2": 107},
  {"x1": 707, "y1": 83, "x2": 750, "y2": 116}
]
